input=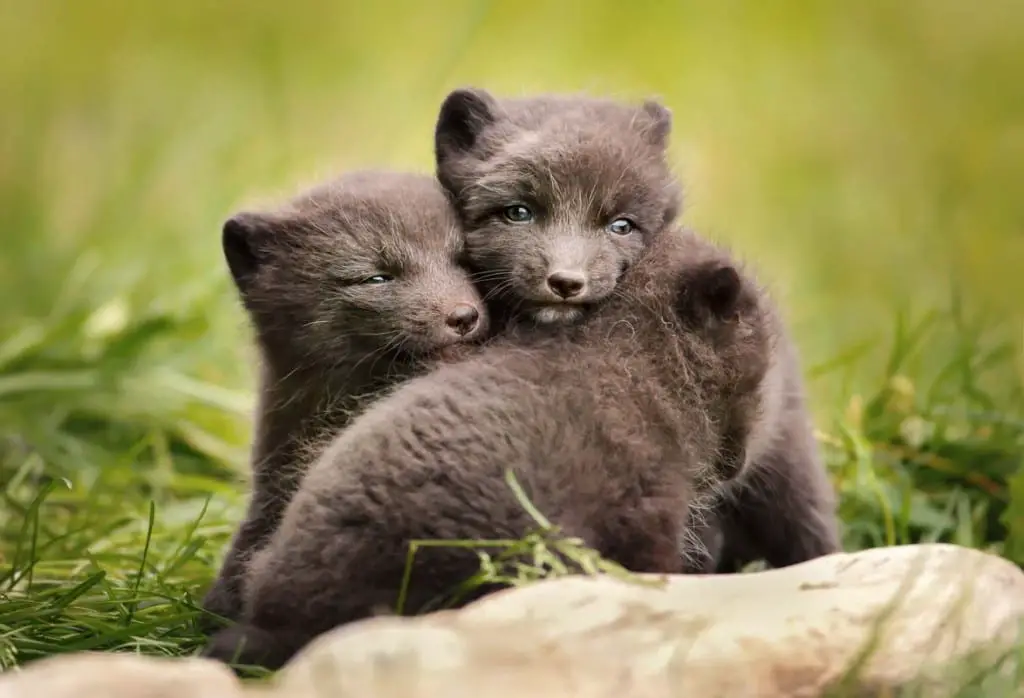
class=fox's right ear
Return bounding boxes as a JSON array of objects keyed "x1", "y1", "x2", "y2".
[
  {"x1": 435, "y1": 87, "x2": 499, "y2": 162},
  {"x1": 638, "y1": 99, "x2": 673, "y2": 151},
  {"x1": 222, "y1": 211, "x2": 273, "y2": 291}
]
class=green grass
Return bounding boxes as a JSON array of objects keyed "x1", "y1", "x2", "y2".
[{"x1": 1, "y1": 0, "x2": 1023, "y2": 693}]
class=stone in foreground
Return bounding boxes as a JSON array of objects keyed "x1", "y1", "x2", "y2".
[
  {"x1": 0, "y1": 653, "x2": 245, "y2": 698},
  {"x1": 1, "y1": 544, "x2": 1022, "y2": 697},
  {"x1": 279, "y1": 544, "x2": 1024, "y2": 697}
]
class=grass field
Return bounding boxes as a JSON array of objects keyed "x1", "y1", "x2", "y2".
[{"x1": 1, "y1": 0, "x2": 1023, "y2": 690}]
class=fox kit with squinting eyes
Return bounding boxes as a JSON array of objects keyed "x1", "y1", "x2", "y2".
[
  {"x1": 201, "y1": 171, "x2": 488, "y2": 627},
  {"x1": 203, "y1": 229, "x2": 777, "y2": 671}
]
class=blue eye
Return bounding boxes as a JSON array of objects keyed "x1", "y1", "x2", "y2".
[
  {"x1": 362, "y1": 274, "x2": 393, "y2": 284},
  {"x1": 607, "y1": 218, "x2": 636, "y2": 235},
  {"x1": 503, "y1": 204, "x2": 534, "y2": 223}
]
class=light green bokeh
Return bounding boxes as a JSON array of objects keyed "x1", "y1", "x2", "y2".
[{"x1": 2, "y1": 0, "x2": 1021, "y2": 412}]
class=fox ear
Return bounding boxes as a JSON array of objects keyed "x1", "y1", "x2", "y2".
[
  {"x1": 700, "y1": 264, "x2": 743, "y2": 321},
  {"x1": 638, "y1": 99, "x2": 672, "y2": 150},
  {"x1": 222, "y1": 211, "x2": 275, "y2": 291},
  {"x1": 435, "y1": 87, "x2": 499, "y2": 160},
  {"x1": 675, "y1": 261, "x2": 743, "y2": 324}
]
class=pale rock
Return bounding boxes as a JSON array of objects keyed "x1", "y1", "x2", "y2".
[
  {"x1": 0, "y1": 652, "x2": 246, "y2": 698},
  {"x1": 1, "y1": 544, "x2": 1021, "y2": 698},
  {"x1": 277, "y1": 544, "x2": 1024, "y2": 698}
]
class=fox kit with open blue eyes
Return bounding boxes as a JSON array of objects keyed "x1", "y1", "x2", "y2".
[
  {"x1": 434, "y1": 87, "x2": 840, "y2": 576},
  {"x1": 201, "y1": 171, "x2": 488, "y2": 628},
  {"x1": 434, "y1": 87, "x2": 682, "y2": 328}
]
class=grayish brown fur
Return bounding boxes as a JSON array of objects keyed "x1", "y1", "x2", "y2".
[
  {"x1": 433, "y1": 87, "x2": 840, "y2": 574},
  {"x1": 688, "y1": 327, "x2": 842, "y2": 573},
  {"x1": 676, "y1": 242, "x2": 841, "y2": 573},
  {"x1": 435, "y1": 87, "x2": 682, "y2": 328},
  {"x1": 201, "y1": 171, "x2": 488, "y2": 626},
  {"x1": 203, "y1": 229, "x2": 775, "y2": 670},
  {"x1": 204, "y1": 89, "x2": 680, "y2": 627}
]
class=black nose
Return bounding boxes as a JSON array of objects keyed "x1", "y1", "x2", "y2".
[
  {"x1": 445, "y1": 304, "x2": 480, "y2": 336},
  {"x1": 546, "y1": 271, "x2": 586, "y2": 299}
]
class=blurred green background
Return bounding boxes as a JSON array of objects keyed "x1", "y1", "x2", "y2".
[
  {"x1": 3, "y1": 0, "x2": 1022, "y2": 407},
  {"x1": 1, "y1": 0, "x2": 1023, "y2": 667}
]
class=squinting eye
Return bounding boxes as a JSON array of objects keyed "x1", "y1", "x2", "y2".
[
  {"x1": 361, "y1": 274, "x2": 393, "y2": 285},
  {"x1": 607, "y1": 218, "x2": 636, "y2": 236},
  {"x1": 502, "y1": 204, "x2": 534, "y2": 223}
]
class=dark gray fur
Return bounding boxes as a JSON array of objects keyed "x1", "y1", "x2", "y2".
[
  {"x1": 204, "y1": 90, "x2": 680, "y2": 627},
  {"x1": 435, "y1": 87, "x2": 682, "y2": 328},
  {"x1": 687, "y1": 329, "x2": 842, "y2": 573},
  {"x1": 431, "y1": 87, "x2": 839, "y2": 574},
  {"x1": 203, "y1": 230, "x2": 776, "y2": 670},
  {"x1": 201, "y1": 171, "x2": 488, "y2": 627}
]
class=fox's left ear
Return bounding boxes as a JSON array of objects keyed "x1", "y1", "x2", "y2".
[
  {"x1": 675, "y1": 261, "x2": 743, "y2": 324},
  {"x1": 435, "y1": 87, "x2": 499, "y2": 160}
]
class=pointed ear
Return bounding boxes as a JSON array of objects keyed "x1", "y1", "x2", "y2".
[
  {"x1": 435, "y1": 87, "x2": 499, "y2": 161},
  {"x1": 638, "y1": 99, "x2": 672, "y2": 150},
  {"x1": 222, "y1": 211, "x2": 273, "y2": 290},
  {"x1": 701, "y1": 264, "x2": 743, "y2": 321},
  {"x1": 676, "y1": 261, "x2": 743, "y2": 324}
]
